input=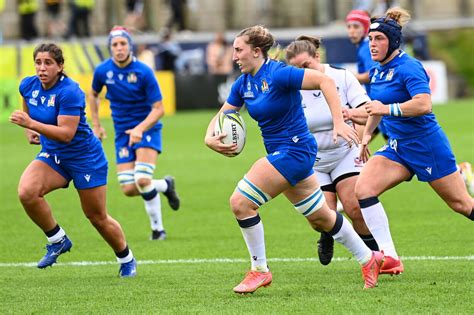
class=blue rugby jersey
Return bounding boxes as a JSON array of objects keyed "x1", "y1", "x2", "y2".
[
  {"x1": 92, "y1": 57, "x2": 163, "y2": 133},
  {"x1": 19, "y1": 75, "x2": 95, "y2": 155},
  {"x1": 369, "y1": 51, "x2": 439, "y2": 139},
  {"x1": 227, "y1": 59, "x2": 311, "y2": 146},
  {"x1": 357, "y1": 38, "x2": 377, "y2": 95}
]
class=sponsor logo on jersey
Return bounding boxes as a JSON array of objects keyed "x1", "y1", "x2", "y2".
[
  {"x1": 118, "y1": 73, "x2": 124, "y2": 81},
  {"x1": 389, "y1": 139, "x2": 398, "y2": 151},
  {"x1": 377, "y1": 144, "x2": 388, "y2": 152},
  {"x1": 312, "y1": 91, "x2": 322, "y2": 98},
  {"x1": 371, "y1": 69, "x2": 378, "y2": 83},
  {"x1": 386, "y1": 68, "x2": 395, "y2": 81},
  {"x1": 292, "y1": 136, "x2": 299, "y2": 143},
  {"x1": 40, "y1": 96, "x2": 46, "y2": 104},
  {"x1": 119, "y1": 147, "x2": 129, "y2": 158},
  {"x1": 29, "y1": 98, "x2": 38, "y2": 106},
  {"x1": 244, "y1": 80, "x2": 255, "y2": 98},
  {"x1": 39, "y1": 152, "x2": 50, "y2": 158},
  {"x1": 32, "y1": 90, "x2": 39, "y2": 98},
  {"x1": 47, "y1": 94, "x2": 56, "y2": 107},
  {"x1": 106, "y1": 71, "x2": 115, "y2": 84},
  {"x1": 354, "y1": 157, "x2": 364, "y2": 167},
  {"x1": 127, "y1": 72, "x2": 137, "y2": 83},
  {"x1": 425, "y1": 167, "x2": 432, "y2": 175},
  {"x1": 261, "y1": 79, "x2": 269, "y2": 93},
  {"x1": 243, "y1": 91, "x2": 255, "y2": 98},
  {"x1": 146, "y1": 135, "x2": 151, "y2": 142},
  {"x1": 84, "y1": 174, "x2": 91, "y2": 182},
  {"x1": 54, "y1": 154, "x2": 60, "y2": 164}
]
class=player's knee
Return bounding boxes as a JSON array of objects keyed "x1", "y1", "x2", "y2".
[
  {"x1": 232, "y1": 176, "x2": 271, "y2": 216},
  {"x1": 117, "y1": 170, "x2": 138, "y2": 196},
  {"x1": 120, "y1": 185, "x2": 137, "y2": 197},
  {"x1": 449, "y1": 197, "x2": 472, "y2": 216},
  {"x1": 17, "y1": 183, "x2": 40, "y2": 205},
  {"x1": 342, "y1": 200, "x2": 363, "y2": 222},
  {"x1": 354, "y1": 180, "x2": 375, "y2": 200},
  {"x1": 294, "y1": 187, "x2": 326, "y2": 217},
  {"x1": 134, "y1": 162, "x2": 155, "y2": 194},
  {"x1": 85, "y1": 211, "x2": 108, "y2": 228},
  {"x1": 229, "y1": 192, "x2": 246, "y2": 216}
]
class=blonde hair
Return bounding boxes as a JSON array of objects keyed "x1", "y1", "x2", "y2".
[
  {"x1": 285, "y1": 35, "x2": 321, "y2": 61},
  {"x1": 236, "y1": 25, "x2": 275, "y2": 58},
  {"x1": 385, "y1": 7, "x2": 411, "y2": 27}
]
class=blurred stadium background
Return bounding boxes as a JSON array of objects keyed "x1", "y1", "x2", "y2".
[
  {"x1": 0, "y1": 0, "x2": 473, "y2": 313},
  {"x1": 1, "y1": 0, "x2": 474, "y2": 118}
]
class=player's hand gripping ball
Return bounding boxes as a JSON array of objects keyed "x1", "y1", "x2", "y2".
[{"x1": 214, "y1": 110, "x2": 246, "y2": 156}]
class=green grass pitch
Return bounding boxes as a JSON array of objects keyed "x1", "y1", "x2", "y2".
[{"x1": 0, "y1": 99, "x2": 473, "y2": 314}]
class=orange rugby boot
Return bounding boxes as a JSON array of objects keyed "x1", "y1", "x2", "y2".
[
  {"x1": 361, "y1": 251, "x2": 384, "y2": 289},
  {"x1": 380, "y1": 255, "x2": 404, "y2": 275},
  {"x1": 233, "y1": 270, "x2": 273, "y2": 294}
]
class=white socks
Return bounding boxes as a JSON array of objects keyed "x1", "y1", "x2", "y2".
[
  {"x1": 332, "y1": 213, "x2": 373, "y2": 265},
  {"x1": 360, "y1": 202, "x2": 398, "y2": 258},
  {"x1": 47, "y1": 226, "x2": 66, "y2": 243},
  {"x1": 153, "y1": 179, "x2": 168, "y2": 193},
  {"x1": 144, "y1": 193, "x2": 164, "y2": 231},
  {"x1": 239, "y1": 217, "x2": 268, "y2": 272}
]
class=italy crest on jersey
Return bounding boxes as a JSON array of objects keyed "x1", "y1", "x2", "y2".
[
  {"x1": 47, "y1": 94, "x2": 56, "y2": 107},
  {"x1": 261, "y1": 79, "x2": 269, "y2": 93},
  {"x1": 386, "y1": 68, "x2": 395, "y2": 81},
  {"x1": 127, "y1": 72, "x2": 137, "y2": 83}
]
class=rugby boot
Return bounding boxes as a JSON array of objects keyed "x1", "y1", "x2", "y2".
[
  {"x1": 380, "y1": 255, "x2": 404, "y2": 275},
  {"x1": 317, "y1": 232, "x2": 334, "y2": 265},
  {"x1": 233, "y1": 270, "x2": 273, "y2": 294},
  {"x1": 164, "y1": 176, "x2": 180, "y2": 210},
  {"x1": 150, "y1": 230, "x2": 167, "y2": 241},
  {"x1": 37, "y1": 236, "x2": 72, "y2": 268},
  {"x1": 361, "y1": 251, "x2": 384, "y2": 289},
  {"x1": 119, "y1": 258, "x2": 137, "y2": 278}
]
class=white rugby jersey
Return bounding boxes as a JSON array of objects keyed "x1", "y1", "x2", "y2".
[{"x1": 300, "y1": 64, "x2": 370, "y2": 151}]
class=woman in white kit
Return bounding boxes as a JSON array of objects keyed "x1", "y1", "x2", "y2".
[{"x1": 285, "y1": 35, "x2": 401, "y2": 275}]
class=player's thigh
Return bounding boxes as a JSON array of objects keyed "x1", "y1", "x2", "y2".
[
  {"x1": 77, "y1": 185, "x2": 107, "y2": 219},
  {"x1": 335, "y1": 175, "x2": 360, "y2": 216},
  {"x1": 323, "y1": 190, "x2": 337, "y2": 210},
  {"x1": 245, "y1": 157, "x2": 292, "y2": 198},
  {"x1": 429, "y1": 170, "x2": 472, "y2": 210},
  {"x1": 19, "y1": 160, "x2": 68, "y2": 196},
  {"x1": 356, "y1": 155, "x2": 410, "y2": 197},
  {"x1": 135, "y1": 147, "x2": 159, "y2": 164},
  {"x1": 283, "y1": 173, "x2": 320, "y2": 204}
]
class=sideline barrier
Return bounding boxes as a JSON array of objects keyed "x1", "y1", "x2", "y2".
[{"x1": 0, "y1": 44, "x2": 176, "y2": 122}]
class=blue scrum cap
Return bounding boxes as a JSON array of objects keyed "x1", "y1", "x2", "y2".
[
  {"x1": 108, "y1": 26, "x2": 133, "y2": 48},
  {"x1": 369, "y1": 17, "x2": 402, "y2": 62}
]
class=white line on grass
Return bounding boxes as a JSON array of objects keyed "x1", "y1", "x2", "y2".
[{"x1": 0, "y1": 255, "x2": 473, "y2": 268}]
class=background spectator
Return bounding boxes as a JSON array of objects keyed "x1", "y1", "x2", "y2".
[
  {"x1": 206, "y1": 31, "x2": 233, "y2": 75},
  {"x1": 137, "y1": 43, "x2": 157, "y2": 70},
  {"x1": 18, "y1": 0, "x2": 38, "y2": 40},
  {"x1": 166, "y1": 0, "x2": 187, "y2": 32},
  {"x1": 45, "y1": 0, "x2": 65, "y2": 38},
  {"x1": 158, "y1": 29, "x2": 181, "y2": 71},
  {"x1": 65, "y1": 0, "x2": 95, "y2": 38},
  {"x1": 124, "y1": 0, "x2": 146, "y2": 31}
]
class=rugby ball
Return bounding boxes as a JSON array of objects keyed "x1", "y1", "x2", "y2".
[{"x1": 214, "y1": 109, "x2": 246, "y2": 156}]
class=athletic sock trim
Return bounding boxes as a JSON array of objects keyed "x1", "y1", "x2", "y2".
[
  {"x1": 141, "y1": 188, "x2": 158, "y2": 201},
  {"x1": 237, "y1": 214, "x2": 261, "y2": 228},
  {"x1": 328, "y1": 212, "x2": 344, "y2": 236},
  {"x1": 359, "y1": 196, "x2": 380, "y2": 208}
]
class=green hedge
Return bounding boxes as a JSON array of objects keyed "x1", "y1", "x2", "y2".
[{"x1": 428, "y1": 28, "x2": 474, "y2": 93}]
